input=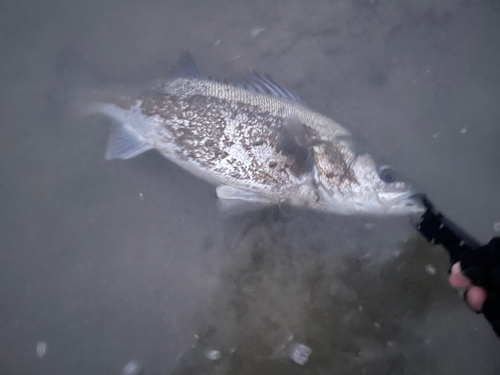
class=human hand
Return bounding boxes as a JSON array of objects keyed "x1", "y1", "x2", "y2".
[{"x1": 449, "y1": 262, "x2": 488, "y2": 312}]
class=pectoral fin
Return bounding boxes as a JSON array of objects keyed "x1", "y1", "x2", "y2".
[{"x1": 277, "y1": 116, "x2": 316, "y2": 177}]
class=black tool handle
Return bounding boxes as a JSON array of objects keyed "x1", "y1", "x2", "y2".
[
  {"x1": 416, "y1": 195, "x2": 500, "y2": 336},
  {"x1": 417, "y1": 195, "x2": 481, "y2": 263}
]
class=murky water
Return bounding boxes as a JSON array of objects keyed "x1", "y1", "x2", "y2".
[{"x1": 1, "y1": 0, "x2": 500, "y2": 374}]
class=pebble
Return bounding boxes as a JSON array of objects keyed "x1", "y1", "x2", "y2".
[
  {"x1": 139, "y1": 193, "x2": 144, "y2": 200},
  {"x1": 205, "y1": 349, "x2": 222, "y2": 361},
  {"x1": 121, "y1": 361, "x2": 143, "y2": 375},
  {"x1": 460, "y1": 128, "x2": 467, "y2": 134},
  {"x1": 36, "y1": 341, "x2": 47, "y2": 358},
  {"x1": 425, "y1": 264, "x2": 437, "y2": 275}
]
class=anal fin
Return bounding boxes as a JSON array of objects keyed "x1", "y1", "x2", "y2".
[
  {"x1": 216, "y1": 185, "x2": 275, "y2": 214},
  {"x1": 106, "y1": 122, "x2": 153, "y2": 160}
]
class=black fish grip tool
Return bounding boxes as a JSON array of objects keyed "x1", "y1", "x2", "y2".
[{"x1": 416, "y1": 195, "x2": 500, "y2": 337}]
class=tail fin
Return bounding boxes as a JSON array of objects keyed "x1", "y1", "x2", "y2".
[
  {"x1": 56, "y1": 48, "x2": 155, "y2": 161},
  {"x1": 106, "y1": 122, "x2": 153, "y2": 160}
]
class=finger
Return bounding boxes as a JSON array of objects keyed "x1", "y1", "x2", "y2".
[
  {"x1": 449, "y1": 263, "x2": 472, "y2": 288},
  {"x1": 464, "y1": 286, "x2": 488, "y2": 312}
]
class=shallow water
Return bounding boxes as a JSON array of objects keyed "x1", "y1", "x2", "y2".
[{"x1": 1, "y1": 0, "x2": 500, "y2": 374}]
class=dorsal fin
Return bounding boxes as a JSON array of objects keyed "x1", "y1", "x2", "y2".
[
  {"x1": 168, "y1": 52, "x2": 207, "y2": 80},
  {"x1": 232, "y1": 72, "x2": 302, "y2": 103},
  {"x1": 167, "y1": 54, "x2": 302, "y2": 102}
]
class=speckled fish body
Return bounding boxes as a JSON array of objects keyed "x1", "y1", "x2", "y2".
[
  {"x1": 137, "y1": 79, "x2": 347, "y2": 191},
  {"x1": 92, "y1": 56, "x2": 422, "y2": 215}
]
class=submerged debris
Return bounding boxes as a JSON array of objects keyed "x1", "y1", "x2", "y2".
[
  {"x1": 205, "y1": 349, "x2": 222, "y2": 361},
  {"x1": 493, "y1": 222, "x2": 500, "y2": 232},
  {"x1": 250, "y1": 27, "x2": 265, "y2": 37},
  {"x1": 121, "y1": 361, "x2": 143, "y2": 375},
  {"x1": 287, "y1": 341, "x2": 312, "y2": 365}
]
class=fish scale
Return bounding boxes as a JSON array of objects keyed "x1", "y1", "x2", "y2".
[
  {"x1": 164, "y1": 78, "x2": 351, "y2": 141},
  {"x1": 139, "y1": 91, "x2": 301, "y2": 192}
]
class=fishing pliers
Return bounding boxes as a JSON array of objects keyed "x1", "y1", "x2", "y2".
[{"x1": 416, "y1": 195, "x2": 500, "y2": 336}]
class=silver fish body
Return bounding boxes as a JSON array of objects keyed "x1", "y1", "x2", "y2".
[{"x1": 91, "y1": 56, "x2": 422, "y2": 215}]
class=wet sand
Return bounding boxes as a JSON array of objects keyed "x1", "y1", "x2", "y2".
[{"x1": 1, "y1": 0, "x2": 500, "y2": 374}]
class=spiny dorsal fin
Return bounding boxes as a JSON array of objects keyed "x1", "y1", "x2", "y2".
[
  {"x1": 232, "y1": 72, "x2": 302, "y2": 103},
  {"x1": 168, "y1": 52, "x2": 207, "y2": 80}
]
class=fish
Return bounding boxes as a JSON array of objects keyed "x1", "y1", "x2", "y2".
[{"x1": 82, "y1": 54, "x2": 422, "y2": 215}]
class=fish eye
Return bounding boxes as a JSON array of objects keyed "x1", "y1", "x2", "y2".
[{"x1": 378, "y1": 165, "x2": 396, "y2": 183}]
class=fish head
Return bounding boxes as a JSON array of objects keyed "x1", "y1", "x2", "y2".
[{"x1": 313, "y1": 144, "x2": 423, "y2": 215}]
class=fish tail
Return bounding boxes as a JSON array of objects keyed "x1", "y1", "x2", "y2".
[
  {"x1": 105, "y1": 121, "x2": 153, "y2": 160},
  {"x1": 56, "y1": 48, "x2": 154, "y2": 160},
  {"x1": 95, "y1": 101, "x2": 153, "y2": 160}
]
